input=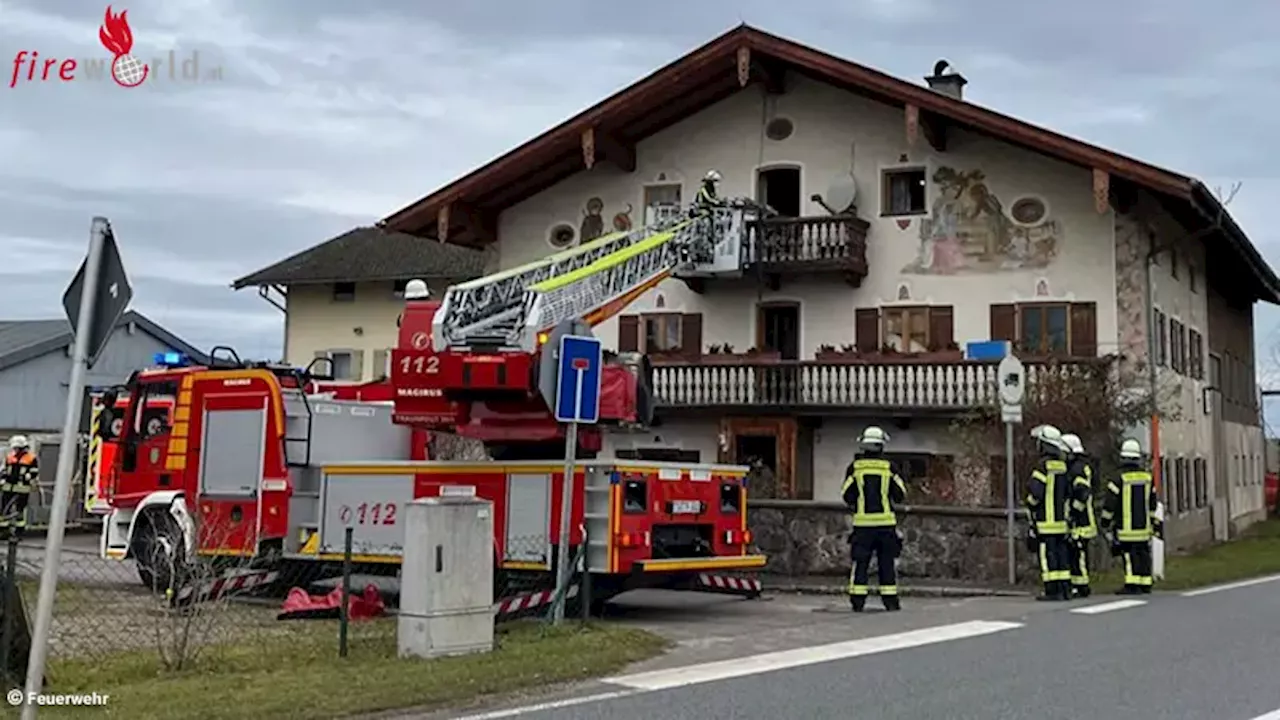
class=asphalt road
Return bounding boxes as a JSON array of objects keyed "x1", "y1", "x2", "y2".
[{"x1": 444, "y1": 577, "x2": 1280, "y2": 720}]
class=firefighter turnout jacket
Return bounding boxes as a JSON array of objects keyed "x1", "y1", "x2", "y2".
[
  {"x1": 1, "y1": 448, "x2": 38, "y2": 530},
  {"x1": 1026, "y1": 458, "x2": 1070, "y2": 535},
  {"x1": 841, "y1": 456, "x2": 907, "y2": 527},
  {"x1": 1069, "y1": 458, "x2": 1098, "y2": 540},
  {"x1": 1101, "y1": 465, "x2": 1161, "y2": 542}
]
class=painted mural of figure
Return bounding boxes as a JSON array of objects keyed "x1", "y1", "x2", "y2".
[
  {"x1": 613, "y1": 203, "x2": 633, "y2": 232},
  {"x1": 581, "y1": 197, "x2": 605, "y2": 242}
]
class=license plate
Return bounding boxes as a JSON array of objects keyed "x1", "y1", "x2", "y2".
[{"x1": 671, "y1": 500, "x2": 702, "y2": 514}]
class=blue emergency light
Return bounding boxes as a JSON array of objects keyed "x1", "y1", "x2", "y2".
[{"x1": 153, "y1": 351, "x2": 189, "y2": 367}]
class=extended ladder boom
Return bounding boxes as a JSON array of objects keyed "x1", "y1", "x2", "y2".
[{"x1": 432, "y1": 202, "x2": 754, "y2": 352}]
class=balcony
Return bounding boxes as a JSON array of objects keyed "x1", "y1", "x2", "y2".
[
  {"x1": 652, "y1": 357, "x2": 1105, "y2": 414},
  {"x1": 742, "y1": 214, "x2": 869, "y2": 287}
]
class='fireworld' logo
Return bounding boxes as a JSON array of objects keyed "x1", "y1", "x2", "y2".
[{"x1": 9, "y1": 5, "x2": 223, "y2": 89}]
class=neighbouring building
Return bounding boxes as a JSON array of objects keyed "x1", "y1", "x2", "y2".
[
  {"x1": 233, "y1": 226, "x2": 486, "y2": 381},
  {"x1": 0, "y1": 311, "x2": 205, "y2": 525},
  {"x1": 242, "y1": 26, "x2": 1278, "y2": 581}
]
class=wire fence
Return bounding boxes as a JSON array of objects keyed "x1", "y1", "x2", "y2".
[{"x1": 0, "y1": 530, "x2": 590, "y2": 692}]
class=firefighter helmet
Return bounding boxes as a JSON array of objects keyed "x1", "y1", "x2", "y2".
[
  {"x1": 8, "y1": 435, "x2": 29, "y2": 451},
  {"x1": 1061, "y1": 433, "x2": 1084, "y2": 455},
  {"x1": 858, "y1": 426, "x2": 889, "y2": 449},
  {"x1": 1030, "y1": 425, "x2": 1066, "y2": 455},
  {"x1": 1119, "y1": 438, "x2": 1143, "y2": 460},
  {"x1": 404, "y1": 279, "x2": 430, "y2": 300},
  {"x1": 703, "y1": 169, "x2": 723, "y2": 184}
]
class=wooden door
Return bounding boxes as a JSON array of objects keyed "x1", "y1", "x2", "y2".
[{"x1": 718, "y1": 417, "x2": 798, "y2": 499}]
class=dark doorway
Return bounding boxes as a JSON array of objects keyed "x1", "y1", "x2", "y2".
[
  {"x1": 757, "y1": 167, "x2": 801, "y2": 217},
  {"x1": 757, "y1": 302, "x2": 800, "y2": 360},
  {"x1": 735, "y1": 434, "x2": 777, "y2": 470}
]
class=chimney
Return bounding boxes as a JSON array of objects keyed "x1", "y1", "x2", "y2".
[{"x1": 925, "y1": 59, "x2": 966, "y2": 101}]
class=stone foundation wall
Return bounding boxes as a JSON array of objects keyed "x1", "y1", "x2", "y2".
[{"x1": 748, "y1": 500, "x2": 1039, "y2": 585}]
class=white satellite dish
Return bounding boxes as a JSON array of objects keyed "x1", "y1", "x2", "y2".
[{"x1": 826, "y1": 176, "x2": 858, "y2": 214}]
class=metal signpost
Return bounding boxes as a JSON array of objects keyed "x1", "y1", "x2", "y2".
[
  {"x1": 551, "y1": 334, "x2": 602, "y2": 624},
  {"x1": 997, "y1": 353, "x2": 1025, "y2": 587},
  {"x1": 22, "y1": 218, "x2": 131, "y2": 719}
]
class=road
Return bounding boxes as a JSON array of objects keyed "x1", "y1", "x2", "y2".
[{"x1": 427, "y1": 576, "x2": 1280, "y2": 720}]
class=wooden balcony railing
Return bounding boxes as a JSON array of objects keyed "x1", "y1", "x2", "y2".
[
  {"x1": 742, "y1": 214, "x2": 869, "y2": 277},
  {"x1": 652, "y1": 358, "x2": 1105, "y2": 411}
]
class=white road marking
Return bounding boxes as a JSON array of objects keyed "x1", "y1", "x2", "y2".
[
  {"x1": 1069, "y1": 599, "x2": 1147, "y2": 615},
  {"x1": 452, "y1": 691, "x2": 637, "y2": 720},
  {"x1": 1180, "y1": 574, "x2": 1280, "y2": 597},
  {"x1": 1246, "y1": 708, "x2": 1280, "y2": 720},
  {"x1": 604, "y1": 620, "x2": 1024, "y2": 692}
]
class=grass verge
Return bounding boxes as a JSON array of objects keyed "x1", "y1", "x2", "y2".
[
  {"x1": 1093, "y1": 517, "x2": 1280, "y2": 591},
  {"x1": 44, "y1": 620, "x2": 667, "y2": 719}
]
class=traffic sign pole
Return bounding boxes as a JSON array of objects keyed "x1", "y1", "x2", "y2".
[
  {"x1": 551, "y1": 336, "x2": 601, "y2": 625},
  {"x1": 996, "y1": 353, "x2": 1026, "y2": 589},
  {"x1": 22, "y1": 218, "x2": 110, "y2": 719},
  {"x1": 1005, "y1": 421, "x2": 1016, "y2": 586}
]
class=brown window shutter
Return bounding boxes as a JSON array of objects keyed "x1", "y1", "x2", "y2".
[
  {"x1": 1069, "y1": 302, "x2": 1097, "y2": 357},
  {"x1": 680, "y1": 313, "x2": 703, "y2": 358},
  {"x1": 928, "y1": 306, "x2": 954, "y2": 350},
  {"x1": 989, "y1": 304, "x2": 1016, "y2": 342},
  {"x1": 855, "y1": 308, "x2": 880, "y2": 353},
  {"x1": 617, "y1": 315, "x2": 639, "y2": 352}
]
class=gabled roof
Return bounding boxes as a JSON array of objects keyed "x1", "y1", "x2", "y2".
[
  {"x1": 0, "y1": 310, "x2": 208, "y2": 373},
  {"x1": 232, "y1": 226, "x2": 487, "y2": 289},
  {"x1": 377, "y1": 24, "x2": 1280, "y2": 304}
]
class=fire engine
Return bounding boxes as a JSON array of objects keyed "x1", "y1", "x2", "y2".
[{"x1": 95, "y1": 200, "x2": 769, "y2": 610}]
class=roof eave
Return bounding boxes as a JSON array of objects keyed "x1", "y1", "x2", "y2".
[{"x1": 1188, "y1": 181, "x2": 1280, "y2": 305}]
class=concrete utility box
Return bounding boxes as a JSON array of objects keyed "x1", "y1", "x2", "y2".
[{"x1": 398, "y1": 496, "x2": 494, "y2": 660}]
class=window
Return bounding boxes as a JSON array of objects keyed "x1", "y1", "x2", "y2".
[
  {"x1": 1018, "y1": 304, "x2": 1068, "y2": 354},
  {"x1": 317, "y1": 350, "x2": 360, "y2": 381},
  {"x1": 643, "y1": 314, "x2": 682, "y2": 353},
  {"x1": 1170, "y1": 250, "x2": 1179, "y2": 279},
  {"x1": 990, "y1": 302, "x2": 1096, "y2": 357},
  {"x1": 882, "y1": 307, "x2": 929, "y2": 352},
  {"x1": 881, "y1": 167, "x2": 927, "y2": 216},
  {"x1": 643, "y1": 184, "x2": 683, "y2": 226},
  {"x1": 856, "y1": 305, "x2": 954, "y2": 353},
  {"x1": 1154, "y1": 310, "x2": 1167, "y2": 366},
  {"x1": 332, "y1": 282, "x2": 356, "y2": 302},
  {"x1": 1188, "y1": 329, "x2": 1204, "y2": 380},
  {"x1": 617, "y1": 313, "x2": 701, "y2": 357},
  {"x1": 1169, "y1": 319, "x2": 1184, "y2": 374},
  {"x1": 1189, "y1": 265, "x2": 1198, "y2": 293}
]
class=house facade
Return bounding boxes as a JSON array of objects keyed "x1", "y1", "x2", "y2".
[{"x1": 244, "y1": 26, "x2": 1277, "y2": 571}]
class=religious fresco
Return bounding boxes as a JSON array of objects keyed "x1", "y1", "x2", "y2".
[
  {"x1": 580, "y1": 196, "x2": 605, "y2": 242},
  {"x1": 901, "y1": 167, "x2": 1061, "y2": 275}
]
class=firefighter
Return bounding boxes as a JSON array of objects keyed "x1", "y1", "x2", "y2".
[
  {"x1": 1062, "y1": 433, "x2": 1097, "y2": 598},
  {"x1": 1, "y1": 435, "x2": 38, "y2": 538},
  {"x1": 1101, "y1": 438, "x2": 1161, "y2": 595},
  {"x1": 694, "y1": 170, "x2": 723, "y2": 211},
  {"x1": 1026, "y1": 425, "x2": 1072, "y2": 601},
  {"x1": 841, "y1": 426, "x2": 907, "y2": 613}
]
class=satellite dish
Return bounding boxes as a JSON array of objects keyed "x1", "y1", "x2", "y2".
[{"x1": 825, "y1": 176, "x2": 858, "y2": 214}]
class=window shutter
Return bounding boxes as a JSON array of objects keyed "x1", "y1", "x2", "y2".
[
  {"x1": 350, "y1": 350, "x2": 365, "y2": 380},
  {"x1": 855, "y1": 308, "x2": 880, "y2": 353},
  {"x1": 372, "y1": 349, "x2": 389, "y2": 379},
  {"x1": 928, "y1": 306, "x2": 954, "y2": 350},
  {"x1": 680, "y1": 313, "x2": 703, "y2": 358},
  {"x1": 1068, "y1": 302, "x2": 1097, "y2": 357},
  {"x1": 618, "y1": 315, "x2": 639, "y2": 353},
  {"x1": 989, "y1": 304, "x2": 1016, "y2": 342}
]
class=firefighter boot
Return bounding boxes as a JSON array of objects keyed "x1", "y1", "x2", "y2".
[
  {"x1": 850, "y1": 595, "x2": 866, "y2": 613},
  {"x1": 882, "y1": 595, "x2": 901, "y2": 612},
  {"x1": 1056, "y1": 581, "x2": 1072, "y2": 601},
  {"x1": 1116, "y1": 584, "x2": 1140, "y2": 595},
  {"x1": 1073, "y1": 584, "x2": 1092, "y2": 599},
  {"x1": 1036, "y1": 582, "x2": 1057, "y2": 601}
]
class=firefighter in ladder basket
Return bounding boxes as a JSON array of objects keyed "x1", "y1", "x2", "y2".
[
  {"x1": 842, "y1": 427, "x2": 907, "y2": 613},
  {"x1": 1, "y1": 436, "x2": 37, "y2": 538}
]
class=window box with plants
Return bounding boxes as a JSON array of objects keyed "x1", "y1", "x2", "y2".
[
  {"x1": 701, "y1": 344, "x2": 782, "y2": 364},
  {"x1": 814, "y1": 344, "x2": 861, "y2": 363},
  {"x1": 815, "y1": 343, "x2": 964, "y2": 364}
]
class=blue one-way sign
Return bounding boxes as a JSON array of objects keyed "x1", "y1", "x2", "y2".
[{"x1": 554, "y1": 335, "x2": 602, "y2": 424}]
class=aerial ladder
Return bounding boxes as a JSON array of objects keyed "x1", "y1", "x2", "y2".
[{"x1": 431, "y1": 201, "x2": 757, "y2": 353}]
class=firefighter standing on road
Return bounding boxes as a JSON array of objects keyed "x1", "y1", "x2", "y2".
[
  {"x1": 1, "y1": 435, "x2": 38, "y2": 538},
  {"x1": 1026, "y1": 425, "x2": 1073, "y2": 601},
  {"x1": 1102, "y1": 438, "x2": 1161, "y2": 595},
  {"x1": 842, "y1": 426, "x2": 907, "y2": 613},
  {"x1": 1062, "y1": 433, "x2": 1097, "y2": 597}
]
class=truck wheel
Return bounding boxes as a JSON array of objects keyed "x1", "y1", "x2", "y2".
[{"x1": 134, "y1": 511, "x2": 186, "y2": 593}]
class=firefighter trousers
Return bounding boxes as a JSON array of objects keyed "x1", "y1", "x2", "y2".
[
  {"x1": 849, "y1": 527, "x2": 900, "y2": 604},
  {"x1": 1068, "y1": 535, "x2": 1092, "y2": 592},
  {"x1": 1120, "y1": 541, "x2": 1154, "y2": 591},
  {"x1": 1037, "y1": 533, "x2": 1072, "y2": 585},
  {"x1": 0, "y1": 489, "x2": 29, "y2": 536}
]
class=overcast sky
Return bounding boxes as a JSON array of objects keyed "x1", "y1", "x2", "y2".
[{"x1": 4, "y1": 0, "x2": 1280, "y2": 421}]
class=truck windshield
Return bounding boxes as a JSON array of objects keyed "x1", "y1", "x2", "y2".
[{"x1": 129, "y1": 379, "x2": 179, "y2": 439}]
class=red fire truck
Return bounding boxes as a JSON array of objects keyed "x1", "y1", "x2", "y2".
[{"x1": 96, "y1": 201, "x2": 767, "y2": 610}]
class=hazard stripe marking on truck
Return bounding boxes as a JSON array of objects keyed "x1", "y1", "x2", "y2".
[
  {"x1": 493, "y1": 584, "x2": 579, "y2": 617},
  {"x1": 172, "y1": 569, "x2": 279, "y2": 605},
  {"x1": 698, "y1": 574, "x2": 762, "y2": 593}
]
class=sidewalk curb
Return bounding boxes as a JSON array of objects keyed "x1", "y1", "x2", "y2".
[{"x1": 765, "y1": 580, "x2": 1032, "y2": 598}]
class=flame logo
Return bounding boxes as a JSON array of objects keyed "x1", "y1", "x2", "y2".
[
  {"x1": 98, "y1": 5, "x2": 149, "y2": 88},
  {"x1": 98, "y1": 6, "x2": 134, "y2": 57}
]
